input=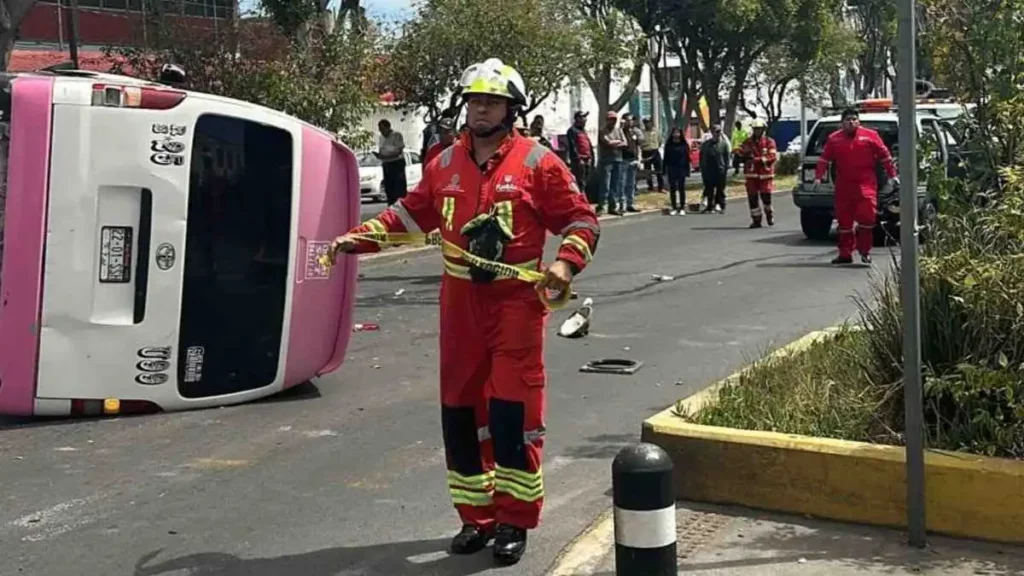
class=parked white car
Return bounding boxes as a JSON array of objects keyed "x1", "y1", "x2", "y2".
[{"x1": 357, "y1": 150, "x2": 422, "y2": 202}]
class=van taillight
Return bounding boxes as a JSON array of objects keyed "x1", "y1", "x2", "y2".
[{"x1": 91, "y1": 84, "x2": 186, "y2": 110}]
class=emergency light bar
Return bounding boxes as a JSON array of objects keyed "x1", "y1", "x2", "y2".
[{"x1": 91, "y1": 83, "x2": 187, "y2": 110}]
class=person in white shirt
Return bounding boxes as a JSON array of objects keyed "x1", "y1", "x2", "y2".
[{"x1": 377, "y1": 119, "x2": 407, "y2": 205}]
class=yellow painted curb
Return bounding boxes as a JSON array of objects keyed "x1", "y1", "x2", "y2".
[
  {"x1": 642, "y1": 329, "x2": 1024, "y2": 545},
  {"x1": 546, "y1": 509, "x2": 614, "y2": 576}
]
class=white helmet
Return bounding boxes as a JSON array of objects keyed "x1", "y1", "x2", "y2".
[
  {"x1": 459, "y1": 58, "x2": 527, "y2": 107},
  {"x1": 750, "y1": 118, "x2": 767, "y2": 129}
]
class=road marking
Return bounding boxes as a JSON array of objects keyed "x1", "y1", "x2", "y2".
[
  {"x1": 190, "y1": 458, "x2": 251, "y2": 469},
  {"x1": 6, "y1": 494, "x2": 106, "y2": 543}
]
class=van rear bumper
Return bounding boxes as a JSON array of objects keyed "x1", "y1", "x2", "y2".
[{"x1": 0, "y1": 76, "x2": 54, "y2": 416}]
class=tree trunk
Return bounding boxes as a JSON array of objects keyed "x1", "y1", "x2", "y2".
[
  {"x1": 722, "y1": 65, "x2": 751, "y2": 139},
  {"x1": 0, "y1": 0, "x2": 38, "y2": 70}
]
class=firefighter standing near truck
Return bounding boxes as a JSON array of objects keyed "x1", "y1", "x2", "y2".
[
  {"x1": 814, "y1": 107, "x2": 897, "y2": 264},
  {"x1": 329, "y1": 58, "x2": 600, "y2": 566},
  {"x1": 735, "y1": 118, "x2": 778, "y2": 228}
]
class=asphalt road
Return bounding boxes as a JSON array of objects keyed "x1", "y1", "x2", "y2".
[
  {"x1": 361, "y1": 199, "x2": 388, "y2": 221},
  {"x1": 0, "y1": 194, "x2": 885, "y2": 576}
]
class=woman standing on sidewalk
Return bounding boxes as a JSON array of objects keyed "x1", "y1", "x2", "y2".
[{"x1": 663, "y1": 127, "x2": 691, "y2": 216}]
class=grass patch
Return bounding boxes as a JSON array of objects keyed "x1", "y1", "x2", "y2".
[{"x1": 679, "y1": 326, "x2": 904, "y2": 447}]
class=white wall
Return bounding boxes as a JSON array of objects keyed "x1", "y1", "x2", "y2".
[{"x1": 356, "y1": 105, "x2": 428, "y2": 154}]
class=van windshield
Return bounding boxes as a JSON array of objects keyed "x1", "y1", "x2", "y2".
[{"x1": 177, "y1": 114, "x2": 294, "y2": 398}]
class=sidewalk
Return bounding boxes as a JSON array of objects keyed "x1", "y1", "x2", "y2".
[{"x1": 548, "y1": 501, "x2": 1024, "y2": 575}]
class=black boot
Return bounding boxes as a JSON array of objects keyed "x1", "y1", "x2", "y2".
[
  {"x1": 831, "y1": 255, "x2": 853, "y2": 265},
  {"x1": 861, "y1": 254, "x2": 872, "y2": 264},
  {"x1": 450, "y1": 524, "x2": 493, "y2": 555},
  {"x1": 492, "y1": 523, "x2": 528, "y2": 565},
  {"x1": 766, "y1": 212, "x2": 774, "y2": 226},
  {"x1": 749, "y1": 219, "x2": 762, "y2": 229}
]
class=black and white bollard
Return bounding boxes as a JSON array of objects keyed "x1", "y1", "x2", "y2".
[{"x1": 612, "y1": 442, "x2": 677, "y2": 576}]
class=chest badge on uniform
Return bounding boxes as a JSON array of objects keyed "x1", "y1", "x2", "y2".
[{"x1": 495, "y1": 174, "x2": 519, "y2": 194}]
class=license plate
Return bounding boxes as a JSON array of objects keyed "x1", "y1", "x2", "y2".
[{"x1": 99, "y1": 226, "x2": 133, "y2": 283}]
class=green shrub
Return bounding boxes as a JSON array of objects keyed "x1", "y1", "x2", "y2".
[{"x1": 775, "y1": 152, "x2": 800, "y2": 176}]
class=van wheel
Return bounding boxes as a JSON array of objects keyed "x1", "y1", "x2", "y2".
[{"x1": 800, "y1": 210, "x2": 833, "y2": 241}]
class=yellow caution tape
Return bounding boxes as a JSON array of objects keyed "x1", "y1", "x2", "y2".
[{"x1": 319, "y1": 231, "x2": 572, "y2": 310}]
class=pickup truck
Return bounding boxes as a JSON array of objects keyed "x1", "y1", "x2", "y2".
[{"x1": 791, "y1": 110, "x2": 968, "y2": 242}]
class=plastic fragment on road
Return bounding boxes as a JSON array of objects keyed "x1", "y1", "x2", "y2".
[
  {"x1": 558, "y1": 297, "x2": 593, "y2": 339},
  {"x1": 353, "y1": 323, "x2": 380, "y2": 332},
  {"x1": 651, "y1": 274, "x2": 674, "y2": 281},
  {"x1": 394, "y1": 289, "x2": 406, "y2": 297},
  {"x1": 580, "y1": 358, "x2": 643, "y2": 375}
]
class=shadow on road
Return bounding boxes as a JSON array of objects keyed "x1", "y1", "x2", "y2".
[
  {"x1": 133, "y1": 538, "x2": 495, "y2": 576},
  {"x1": 756, "y1": 262, "x2": 872, "y2": 270},
  {"x1": 562, "y1": 433, "x2": 639, "y2": 460},
  {"x1": 751, "y1": 232, "x2": 834, "y2": 246},
  {"x1": 254, "y1": 380, "x2": 322, "y2": 405},
  {"x1": 689, "y1": 226, "x2": 756, "y2": 231}
]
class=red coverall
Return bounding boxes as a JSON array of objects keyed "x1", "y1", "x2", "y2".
[
  {"x1": 346, "y1": 131, "x2": 599, "y2": 531},
  {"x1": 815, "y1": 127, "x2": 896, "y2": 258},
  {"x1": 736, "y1": 135, "x2": 778, "y2": 225}
]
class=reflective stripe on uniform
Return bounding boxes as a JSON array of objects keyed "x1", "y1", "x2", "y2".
[
  {"x1": 493, "y1": 201, "x2": 514, "y2": 238},
  {"x1": 750, "y1": 207, "x2": 763, "y2": 217},
  {"x1": 440, "y1": 147, "x2": 456, "y2": 168},
  {"x1": 837, "y1": 227, "x2": 854, "y2": 234},
  {"x1": 494, "y1": 465, "x2": 544, "y2": 503},
  {"x1": 523, "y1": 142, "x2": 549, "y2": 168},
  {"x1": 387, "y1": 201, "x2": 422, "y2": 233},
  {"x1": 524, "y1": 427, "x2": 545, "y2": 444},
  {"x1": 448, "y1": 469, "x2": 495, "y2": 507},
  {"x1": 560, "y1": 221, "x2": 599, "y2": 236},
  {"x1": 478, "y1": 426, "x2": 491, "y2": 442},
  {"x1": 442, "y1": 197, "x2": 456, "y2": 230},
  {"x1": 560, "y1": 234, "x2": 593, "y2": 263}
]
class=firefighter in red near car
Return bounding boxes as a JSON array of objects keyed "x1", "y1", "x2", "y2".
[
  {"x1": 814, "y1": 107, "x2": 898, "y2": 265},
  {"x1": 329, "y1": 58, "x2": 599, "y2": 566}
]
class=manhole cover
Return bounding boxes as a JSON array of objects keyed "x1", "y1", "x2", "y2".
[{"x1": 580, "y1": 358, "x2": 643, "y2": 375}]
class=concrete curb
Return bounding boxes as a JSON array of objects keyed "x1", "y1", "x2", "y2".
[
  {"x1": 546, "y1": 509, "x2": 615, "y2": 576},
  {"x1": 358, "y1": 186, "x2": 795, "y2": 265},
  {"x1": 643, "y1": 328, "x2": 1024, "y2": 546}
]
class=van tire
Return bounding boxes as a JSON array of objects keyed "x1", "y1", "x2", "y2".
[{"x1": 800, "y1": 209, "x2": 833, "y2": 241}]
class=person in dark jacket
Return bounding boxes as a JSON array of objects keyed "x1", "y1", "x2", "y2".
[
  {"x1": 699, "y1": 124, "x2": 731, "y2": 213},
  {"x1": 663, "y1": 126, "x2": 691, "y2": 215}
]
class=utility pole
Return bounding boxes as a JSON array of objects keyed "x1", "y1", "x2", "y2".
[
  {"x1": 896, "y1": 0, "x2": 926, "y2": 549},
  {"x1": 64, "y1": 0, "x2": 81, "y2": 69}
]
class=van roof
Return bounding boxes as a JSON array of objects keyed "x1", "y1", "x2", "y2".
[
  {"x1": 815, "y1": 111, "x2": 941, "y2": 124},
  {"x1": 32, "y1": 69, "x2": 343, "y2": 143}
]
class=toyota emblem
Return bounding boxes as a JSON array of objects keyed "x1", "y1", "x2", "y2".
[{"x1": 155, "y1": 243, "x2": 176, "y2": 270}]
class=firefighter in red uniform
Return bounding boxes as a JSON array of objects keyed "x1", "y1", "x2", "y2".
[
  {"x1": 814, "y1": 107, "x2": 897, "y2": 264},
  {"x1": 424, "y1": 118, "x2": 457, "y2": 166},
  {"x1": 734, "y1": 118, "x2": 777, "y2": 228},
  {"x1": 329, "y1": 58, "x2": 599, "y2": 566}
]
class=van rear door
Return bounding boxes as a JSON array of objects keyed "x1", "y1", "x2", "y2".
[{"x1": 35, "y1": 80, "x2": 194, "y2": 402}]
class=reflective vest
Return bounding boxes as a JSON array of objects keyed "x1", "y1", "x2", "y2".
[{"x1": 737, "y1": 136, "x2": 778, "y2": 180}]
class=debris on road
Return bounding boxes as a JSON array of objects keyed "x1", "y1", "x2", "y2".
[
  {"x1": 580, "y1": 358, "x2": 643, "y2": 375},
  {"x1": 558, "y1": 297, "x2": 593, "y2": 339},
  {"x1": 353, "y1": 323, "x2": 380, "y2": 332},
  {"x1": 394, "y1": 289, "x2": 406, "y2": 297}
]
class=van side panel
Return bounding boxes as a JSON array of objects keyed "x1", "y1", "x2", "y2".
[
  {"x1": 0, "y1": 77, "x2": 54, "y2": 416},
  {"x1": 283, "y1": 127, "x2": 360, "y2": 385}
]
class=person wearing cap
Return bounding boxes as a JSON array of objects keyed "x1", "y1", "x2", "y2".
[
  {"x1": 734, "y1": 118, "x2": 778, "y2": 228},
  {"x1": 330, "y1": 58, "x2": 599, "y2": 565},
  {"x1": 814, "y1": 107, "x2": 897, "y2": 265},
  {"x1": 421, "y1": 108, "x2": 457, "y2": 162},
  {"x1": 598, "y1": 110, "x2": 627, "y2": 215},
  {"x1": 566, "y1": 110, "x2": 594, "y2": 191},
  {"x1": 641, "y1": 117, "x2": 665, "y2": 192},
  {"x1": 424, "y1": 117, "x2": 456, "y2": 166}
]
